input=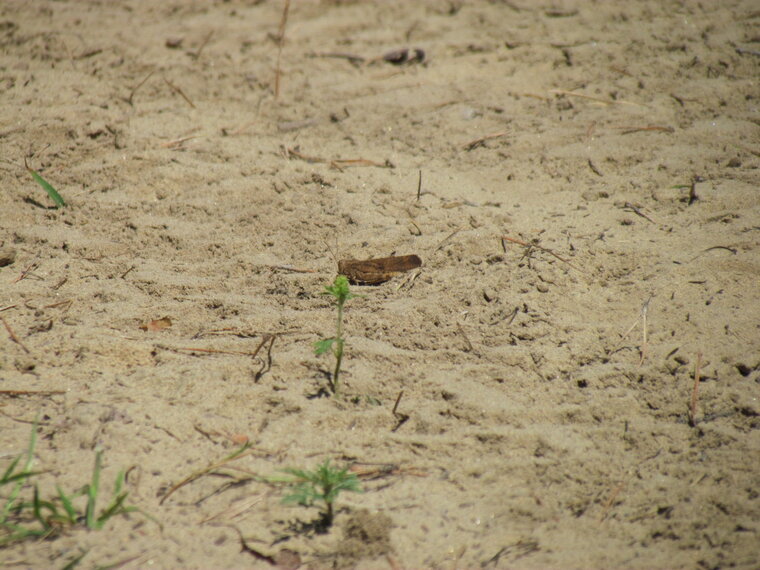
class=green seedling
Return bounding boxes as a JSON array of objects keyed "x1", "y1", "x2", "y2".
[
  {"x1": 25, "y1": 159, "x2": 66, "y2": 208},
  {"x1": 314, "y1": 274, "x2": 356, "y2": 395},
  {"x1": 279, "y1": 459, "x2": 361, "y2": 528},
  {"x1": 1, "y1": 424, "x2": 157, "y2": 546}
]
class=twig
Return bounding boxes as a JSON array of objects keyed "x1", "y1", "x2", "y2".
[
  {"x1": 274, "y1": 0, "x2": 291, "y2": 100},
  {"x1": 598, "y1": 449, "x2": 660, "y2": 524},
  {"x1": 284, "y1": 147, "x2": 387, "y2": 169},
  {"x1": 163, "y1": 76, "x2": 195, "y2": 108},
  {"x1": 456, "y1": 322, "x2": 475, "y2": 353},
  {"x1": 391, "y1": 390, "x2": 409, "y2": 432},
  {"x1": 0, "y1": 390, "x2": 66, "y2": 396},
  {"x1": 268, "y1": 265, "x2": 317, "y2": 274},
  {"x1": 618, "y1": 125, "x2": 674, "y2": 135},
  {"x1": 416, "y1": 170, "x2": 422, "y2": 201},
  {"x1": 329, "y1": 158, "x2": 387, "y2": 169},
  {"x1": 1, "y1": 316, "x2": 30, "y2": 354},
  {"x1": 308, "y1": 51, "x2": 365, "y2": 65},
  {"x1": 613, "y1": 296, "x2": 653, "y2": 360},
  {"x1": 277, "y1": 118, "x2": 318, "y2": 132},
  {"x1": 549, "y1": 89, "x2": 646, "y2": 108},
  {"x1": 160, "y1": 443, "x2": 256, "y2": 505},
  {"x1": 638, "y1": 299, "x2": 649, "y2": 367},
  {"x1": 688, "y1": 177, "x2": 700, "y2": 205},
  {"x1": 623, "y1": 202, "x2": 656, "y2": 224},
  {"x1": 587, "y1": 159, "x2": 603, "y2": 176},
  {"x1": 500, "y1": 235, "x2": 579, "y2": 270},
  {"x1": 0, "y1": 304, "x2": 18, "y2": 313},
  {"x1": 687, "y1": 245, "x2": 737, "y2": 263},
  {"x1": 190, "y1": 31, "x2": 213, "y2": 60},
  {"x1": 463, "y1": 130, "x2": 508, "y2": 151},
  {"x1": 0, "y1": 409, "x2": 52, "y2": 425},
  {"x1": 598, "y1": 481, "x2": 626, "y2": 523},
  {"x1": 127, "y1": 70, "x2": 155, "y2": 106},
  {"x1": 13, "y1": 259, "x2": 40, "y2": 283},
  {"x1": 435, "y1": 229, "x2": 460, "y2": 251},
  {"x1": 161, "y1": 133, "x2": 202, "y2": 149},
  {"x1": 735, "y1": 46, "x2": 760, "y2": 58},
  {"x1": 253, "y1": 334, "x2": 277, "y2": 382},
  {"x1": 163, "y1": 337, "x2": 275, "y2": 360},
  {"x1": 688, "y1": 352, "x2": 702, "y2": 427}
]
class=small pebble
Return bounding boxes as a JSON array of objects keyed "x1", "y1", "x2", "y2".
[{"x1": 0, "y1": 246, "x2": 16, "y2": 267}]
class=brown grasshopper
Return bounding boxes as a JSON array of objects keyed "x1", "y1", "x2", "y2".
[{"x1": 337, "y1": 254, "x2": 422, "y2": 285}]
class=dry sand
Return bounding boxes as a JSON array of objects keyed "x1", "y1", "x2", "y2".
[{"x1": 1, "y1": 1, "x2": 759, "y2": 568}]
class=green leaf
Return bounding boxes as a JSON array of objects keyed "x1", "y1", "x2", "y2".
[
  {"x1": 322, "y1": 275, "x2": 354, "y2": 304},
  {"x1": 85, "y1": 450, "x2": 103, "y2": 530},
  {"x1": 56, "y1": 485, "x2": 78, "y2": 524},
  {"x1": 314, "y1": 338, "x2": 336, "y2": 356},
  {"x1": 27, "y1": 167, "x2": 66, "y2": 208}
]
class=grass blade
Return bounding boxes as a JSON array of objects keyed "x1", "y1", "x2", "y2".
[
  {"x1": 1, "y1": 456, "x2": 23, "y2": 485},
  {"x1": 1, "y1": 420, "x2": 38, "y2": 523},
  {"x1": 85, "y1": 450, "x2": 102, "y2": 530},
  {"x1": 96, "y1": 492, "x2": 130, "y2": 528},
  {"x1": 57, "y1": 485, "x2": 78, "y2": 523},
  {"x1": 26, "y1": 165, "x2": 66, "y2": 208}
]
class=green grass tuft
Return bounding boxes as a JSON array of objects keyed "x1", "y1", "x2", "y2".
[
  {"x1": 0, "y1": 423, "x2": 159, "y2": 546},
  {"x1": 25, "y1": 159, "x2": 66, "y2": 207}
]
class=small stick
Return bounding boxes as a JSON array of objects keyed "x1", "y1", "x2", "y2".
[
  {"x1": 463, "y1": 130, "x2": 508, "y2": 151},
  {"x1": 160, "y1": 443, "x2": 255, "y2": 505},
  {"x1": 284, "y1": 146, "x2": 323, "y2": 163},
  {"x1": 13, "y1": 259, "x2": 40, "y2": 283},
  {"x1": 43, "y1": 300, "x2": 72, "y2": 310},
  {"x1": 166, "y1": 339, "x2": 272, "y2": 359},
  {"x1": 308, "y1": 51, "x2": 365, "y2": 64},
  {"x1": 330, "y1": 158, "x2": 387, "y2": 169},
  {"x1": 268, "y1": 265, "x2": 316, "y2": 273},
  {"x1": 688, "y1": 352, "x2": 702, "y2": 427},
  {"x1": 161, "y1": 135, "x2": 202, "y2": 149},
  {"x1": 587, "y1": 159, "x2": 603, "y2": 176},
  {"x1": 549, "y1": 89, "x2": 646, "y2": 108},
  {"x1": 0, "y1": 390, "x2": 66, "y2": 396},
  {"x1": 613, "y1": 296, "x2": 652, "y2": 358},
  {"x1": 284, "y1": 147, "x2": 387, "y2": 169},
  {"x1": 735, "y1": 47, "x2": 760, "y2": 57},
  {"x1": 254, "y1": 334, "x2": 277, "y2": 381},
  {"x1": 392, "y1": 390, "x2": 404, "y2": 416},
  {"x1": 618, "y1": 125, "x2": 674, "y2": 135},
  {"x1": 391, "y1": 390, "x2": 410, "y2": 433},
  {"x1": 687, "y1": 245, "x2": 737, "y2": 263},
  {"x1": 190, "y1": 31, "x2": 213, "y2": 60},
  {"x1": 274, "y1": 0, "x2": 291, "y2": 100},
  {"x1": 501, "y1": 235, "x2": 579, "y2": 270},
  {"x1": 163, "y1": 76, "x2": 195, "y2": 108},
  {"x1": 1, "y1": 316, "x2": 30, "y2": 354},
  {"x1": 456, "y1": 322, "x2": 475, "y2": 353},
  {"x1": 638, "y1": 299, "x2": 649, "y2": 367},
  {"x1": 623, "y1": 202, "x2": 656, "y2": 224},
  {"x1": 598, "y1": 480, "x2": 626, "y2": 523},
  {"x1": 435, "y1": 229, "x2": 460, "y2": 251},
  {"x1": 688, "y1": 176, "x2": 701, "y2": 206},
  {"x1": 416, "y1": 170, "x2": 422, "y2": 201},
  {"x1": 0, "y1": 409, "x2": 52, "y2": 425},
  {"x1": 0, "y1": 304, "x2": 18, "y2": 313},
  {"x1": 127, "y1": 70, "x2": 156, "y2": 106}
]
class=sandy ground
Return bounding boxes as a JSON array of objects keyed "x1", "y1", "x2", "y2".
[{"x1": 1, "y1": 1, "x2": 759, "y2": 568}]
